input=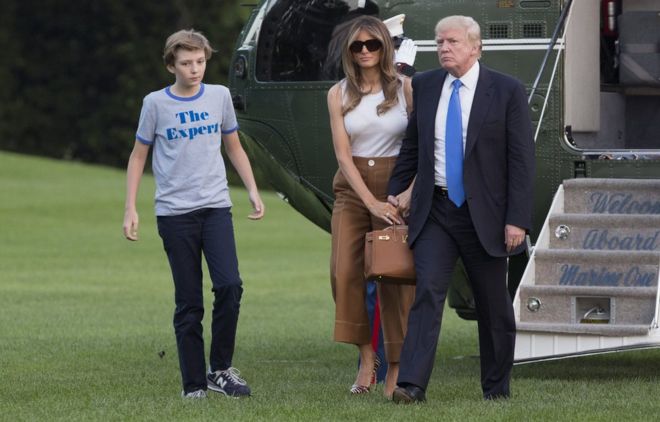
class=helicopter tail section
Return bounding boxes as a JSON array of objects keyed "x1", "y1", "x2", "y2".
[{"x1": 236, "y1": 129, "x2": 332, "y2": 232}]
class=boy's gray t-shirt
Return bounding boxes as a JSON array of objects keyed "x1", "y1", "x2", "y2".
[{"x1": 136, "y1": 83, "x2": 238, "y2": 216}]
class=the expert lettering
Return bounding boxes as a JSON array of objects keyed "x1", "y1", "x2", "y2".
[{"x1": 166, "y1": 110, "x2": 219, "y2": 141}]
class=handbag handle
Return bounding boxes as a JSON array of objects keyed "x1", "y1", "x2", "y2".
[{"x1": 378, "y1": 224, "x2": 408, "y2": 243}]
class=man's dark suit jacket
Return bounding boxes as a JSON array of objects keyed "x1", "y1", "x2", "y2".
[{"x1": 388, "y1": 63, "x2": 535, "y2": 257}]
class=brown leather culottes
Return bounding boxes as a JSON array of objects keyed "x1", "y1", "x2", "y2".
[{"x1": 330, "y1": 156, "x2": 415, "y2": 363}]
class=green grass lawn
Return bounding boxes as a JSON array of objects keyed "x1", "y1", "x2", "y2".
[{"x1": 1, "y1": 151, "x2": 659, "y2": 421}]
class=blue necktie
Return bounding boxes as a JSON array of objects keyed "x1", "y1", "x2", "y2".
[{"x1": 445, "y1": 79, "x2": 465, "y2": 207}]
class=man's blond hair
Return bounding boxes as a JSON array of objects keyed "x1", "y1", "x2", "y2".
[{"x1": 435, "y1": 15, "x2": 482, "y2": 58}]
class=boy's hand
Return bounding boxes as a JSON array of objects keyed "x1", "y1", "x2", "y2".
[
  {"x1": 123, "y1": 209, "x2": 140, "y2": 240},
  {"x1": 248, "y1": 191, "x2": 265, "y2": 220}
]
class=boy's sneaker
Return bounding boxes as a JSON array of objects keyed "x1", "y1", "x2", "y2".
[
  {"x1": 181, "y1": 389, "x2": 207, "y2": 399},
  {"x1": 207, "y1": 367, "x2": 252, "y2": 397}
]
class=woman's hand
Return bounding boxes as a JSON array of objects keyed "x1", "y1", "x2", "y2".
[{"x1": 368, "y1": 200, "x2": 402, "y2": 225}]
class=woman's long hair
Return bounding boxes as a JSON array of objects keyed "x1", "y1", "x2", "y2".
[{"x1": 340, "y1": 16, "x2": 400, "y2": 116}]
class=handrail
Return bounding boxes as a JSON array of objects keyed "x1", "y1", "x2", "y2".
[
  {"x1": 533, "y1": 34, "x2": 564, "y2": 143},
  {"x1": 652, "y1": 259, "x2": 660, "y2": 329},
  {"x1": 530, "y1": 0, "x2": 575, "y2": 143},
  {"x1": 528, "y1": 0, "x2": 574, "y2": 104},
  {"x1": 562, "y1": 127, "x2": 660, "y2": 158}
]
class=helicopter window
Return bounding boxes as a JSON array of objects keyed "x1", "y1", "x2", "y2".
[
  {"x1": 522, "y1": 22, "x2": 545, "y2": 38},
  {"x1": 255, "y1": 0, "x2": 379, "y2": 82},
  {"x1": 488, "y1": 23, "x2": 511, "y2": 39}
]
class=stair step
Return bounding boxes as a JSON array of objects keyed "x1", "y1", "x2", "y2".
[
  {"x1": 518, "y1": 285, "x2": 656, "y2": 325},
  {"x1": 513, "y1": 178, "x2": 660, "y2": 346},
  {"x1": 563, "y1": 178, "x2": 660, "y2": 215},
  {"x1": 548, "y1": 214, "x2": 660, "y2": 250},
  {"x1": 534, "y1": 249, "x2": 660, "y2": 287},
  {"x1": 516, "y1": 321, "x2": 650, "y2": 337}
]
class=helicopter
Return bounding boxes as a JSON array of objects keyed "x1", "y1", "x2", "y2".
[{"x1": 228, "y1": 0, "x2": 660, "y2": 362}]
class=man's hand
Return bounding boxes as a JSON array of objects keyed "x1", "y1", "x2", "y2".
[{"x1": 504, "y1": 224, "x2": 526, "y2": 253}]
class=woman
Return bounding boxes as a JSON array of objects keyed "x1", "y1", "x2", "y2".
[{"x1": 327, "y1": 15, "x2": 415, "y2": 398}]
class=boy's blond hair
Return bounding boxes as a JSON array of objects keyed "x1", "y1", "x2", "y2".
[{"x1": 163, "y1": 29, "x2": 214, "y2": 66}]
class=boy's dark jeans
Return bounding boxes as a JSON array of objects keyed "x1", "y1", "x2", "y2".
[{"x1": 157, "y1": 207, "x2": 243, "y2": 393}]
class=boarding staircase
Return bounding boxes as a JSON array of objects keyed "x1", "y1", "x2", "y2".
[{"x1": 514, "y1": 178, "x2": 660, "y2": 362}]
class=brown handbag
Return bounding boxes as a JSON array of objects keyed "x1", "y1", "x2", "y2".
[{"x1": 364, "y1": 225, "x2": 416, "y2": 285}]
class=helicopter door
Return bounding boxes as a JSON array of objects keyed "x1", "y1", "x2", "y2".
[
  {"x1": 255, "y1": 0, "x2": 379, "y2": 82},
  {"x1": 616, "y1": 3, "x2": 660, "y2": 149},
  {"x1": 564, "y1": 0, "x2": 660, "y2": 153},
  {"x1": 618, "y1": 5, "x2": 660, "y2": 87}
]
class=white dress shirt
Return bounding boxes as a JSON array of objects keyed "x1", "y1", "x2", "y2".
[{"x1": 434, "y1": 61, "x2": 480, "y2": 187}]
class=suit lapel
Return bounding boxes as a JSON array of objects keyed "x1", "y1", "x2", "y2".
[
  {"x1": 465, "y1": 65, "x2": 494, "y2": 159},
  {"x1": 420, "y1": 70, "x2": 447, "y2": 164}
]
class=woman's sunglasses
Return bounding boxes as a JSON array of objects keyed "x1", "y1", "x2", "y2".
[{"x1": 349, "y1": 39, "x2": 382, "y2": 53}]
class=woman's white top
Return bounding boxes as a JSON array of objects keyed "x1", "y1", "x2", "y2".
[{"x1": 342, "y1": 80, "x2": 408, "y2": 158}]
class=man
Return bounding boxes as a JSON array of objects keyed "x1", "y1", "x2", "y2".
[{"x1": 387, "y1": 15, "x2": 535, "y2": 402}]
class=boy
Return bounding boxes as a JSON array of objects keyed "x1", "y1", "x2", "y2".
[{"x1": 123, "y1": 29, "x2": 264, "y2": 399}]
